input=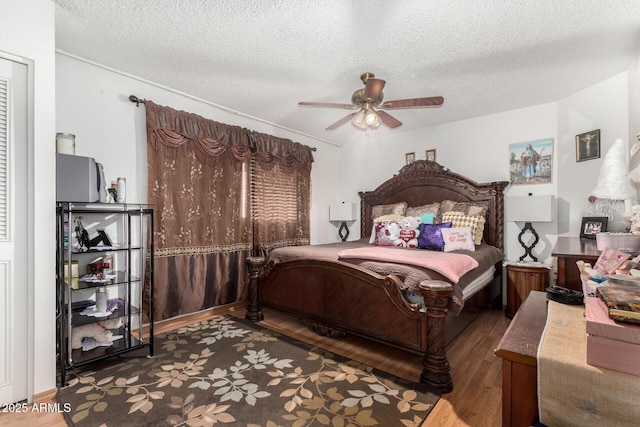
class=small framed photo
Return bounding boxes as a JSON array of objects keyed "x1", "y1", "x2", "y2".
[
  {"x1": 405, "y1": 152, "x2": 416, "y2": 164},
  {"x1": 576, "y1": 129, "x2": 600, "y2": 162},
  {"x1": 580, "y1": 216, "x2": 608, "y2": 239},
  {"x1": 426, "y1": 149, "x2": 437, "y2": 162}
]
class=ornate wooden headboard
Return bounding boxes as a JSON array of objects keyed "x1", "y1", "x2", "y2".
[{"x1": 359, "y1": 160, "x2": 509, "y2": 252}]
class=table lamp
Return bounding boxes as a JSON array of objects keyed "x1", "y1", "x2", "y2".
[
  {"x1": 506, "y1": 195, "x2": 556, "y2": 262},
  {"x1": 329, "y1": 202, "x2": 357, "y2": 242}
]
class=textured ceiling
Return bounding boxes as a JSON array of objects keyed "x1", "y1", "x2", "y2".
[{"x1": 54, "y1": 0, "x2": 640, "y2": 146}]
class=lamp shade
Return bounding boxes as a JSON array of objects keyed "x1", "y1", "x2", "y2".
[
  {"x1": 329, "y1": 203, "x2": 356, "y2": 221},
  {"x1": 506, "y1": 195, "x2": 556, "y2": 222}
]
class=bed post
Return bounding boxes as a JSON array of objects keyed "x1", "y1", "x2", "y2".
[
  {"x1": 245, "y1": 257, "x2": 265, "y2": 322},
  {"x1": 419, "y1": 281, "x2": 453, "y2": 393}
]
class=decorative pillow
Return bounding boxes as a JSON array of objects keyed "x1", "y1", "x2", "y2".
[
  {"x1": 441, "y1": 212, "x2": 486, "y2": 245},
  {"x1": 373, "y1": 220, "x2": 402, "y2": 246},
  {"x1": 406, "y1": 202, "x2": 440, "y2": 218},
  {"x1": 417, "y1": 222, "x2": 453, "y2": 251},
  {"x1": 441, "y1": 227, "x2": 476, "y2": 252},
  {"x1": 369, "y1": 214, "x2": 404, "y2": 243},
  {"x1": 417, "y1": 212, "x2": 435, "y2": 226},
  {"x1": 440, "y1": 200, "x2": 489, "y2": 219},
  {"x1": 371, "y1": 202, "x2": 407, "y2": 219}
]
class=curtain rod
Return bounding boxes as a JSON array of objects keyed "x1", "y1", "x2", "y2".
[{"x1": 129, "y1": 95, "x2": 317, "y2": 151}]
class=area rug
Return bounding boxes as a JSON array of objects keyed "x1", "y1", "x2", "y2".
[{"x1": 58, "y1": 315, "x2": 440, "y2": 426}]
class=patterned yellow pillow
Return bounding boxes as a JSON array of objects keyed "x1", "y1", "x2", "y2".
[{"x1": 441, "y1": 212, "x2": 485, "y2": 245}]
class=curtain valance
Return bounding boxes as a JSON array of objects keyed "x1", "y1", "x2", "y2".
[
  {"x1": 145, "y1": 100, "x2": 251, "y2": 147},
  {"x1": 145, "y1": 101, "x2": 314, "y2": 167},
  {"x1": 250, "y1": 131, "x2": 314, "y2": 170}
]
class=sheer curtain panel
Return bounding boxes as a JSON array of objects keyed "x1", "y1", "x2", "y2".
[{"x1": 251, "y1": 132, "x2": 313, "y2": 257}]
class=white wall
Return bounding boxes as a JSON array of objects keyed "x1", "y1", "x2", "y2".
[
  {"x1": 557, "y1": 72, "x2": 630, "y2": 238},
  {"x1": 0, "y1": 0, "x2": 56, "y2": 397},
  {"x1": 55, "y1": 53, "x2": 340, "y2": 245}
]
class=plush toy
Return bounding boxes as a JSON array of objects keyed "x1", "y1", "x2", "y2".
[
  {"x1": 395, "y1": 216, "x2": 422, "y2": 248},
  {"x1": 71, "y1": 318, "x2": 123, "y2": 350}
]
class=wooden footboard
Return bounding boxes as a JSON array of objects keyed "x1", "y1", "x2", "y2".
[{"x1": 245, "y1": 256, "x2": 453, "y2": 393}]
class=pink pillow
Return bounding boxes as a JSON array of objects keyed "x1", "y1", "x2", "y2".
[{"x1": 441, "y1": 227, "x2": 475, "y2": 252}]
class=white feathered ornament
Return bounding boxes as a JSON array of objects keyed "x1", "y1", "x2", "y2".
[{"x1": 585, "y1": 138, "x2": 638, "y2": 232}]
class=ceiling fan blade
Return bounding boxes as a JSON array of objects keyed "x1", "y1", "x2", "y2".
[
  {"x1": 326, "y1": 113, "x2": 357, "y2": 130},
  {"x1": 298, "y1": 101, "x2": 358, "y2": 109},
  {"x1": 377, "y1": 110, "x2": 403, "y2": 128},
  {"x1": 380, "y1": 96, "x2": 444, "y2": 109},
  {"x1": 364, "y1": 78, "x2": 386, "y2": 101}
]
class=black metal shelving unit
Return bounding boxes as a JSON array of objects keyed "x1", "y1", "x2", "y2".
[{"x1": 56, "y1": 202, "x2": 154, "y2": 386}]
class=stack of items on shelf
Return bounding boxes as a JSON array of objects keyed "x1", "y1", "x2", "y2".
[
  {"x1": 577, "y1": 246, "x2": 640, "y2": 375},
  {"x1": 576, "y1": 247, "x2": 639, "y2": 297}
]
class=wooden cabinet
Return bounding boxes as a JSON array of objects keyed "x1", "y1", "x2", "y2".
[
  {"x1": 551, "y1": 237, "x2": 599, "y2": 291},
  {"x1": 495, "y1": 291, "x2": 547, "y2": 427},
  {"x1": 505, "y1": 264, "x2": 550, "y2": 319}
]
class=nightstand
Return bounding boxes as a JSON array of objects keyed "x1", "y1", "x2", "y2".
[{"x1": 505, "y1": 264, "x2": 551, "y2": 318}]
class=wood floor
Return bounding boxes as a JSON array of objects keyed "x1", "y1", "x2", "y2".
[{"x1": 0, "y1": 303, "x2": 510, "y2": 426}]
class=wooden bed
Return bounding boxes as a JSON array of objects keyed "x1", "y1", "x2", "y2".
[{"x1": 245, "y1": 160, "x2": 508, "y2": 392}]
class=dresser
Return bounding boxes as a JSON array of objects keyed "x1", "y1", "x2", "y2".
[
  {"x1": 551, "y1": 236, "x2": 599, "y2": 291},
  {"x1": 495, "y1": 291, "x2": 547, "y2": 427}
]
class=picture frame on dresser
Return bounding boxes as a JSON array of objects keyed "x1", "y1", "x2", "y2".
[{"x1": 580, "y1": 216, "x2": 607, "y2": 239}]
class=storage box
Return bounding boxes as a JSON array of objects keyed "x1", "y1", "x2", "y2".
[
  {"x1": 585, "y1": 297, "x2": 640, "y2": 376},
  {"x1": 596, "y1": 232, "x2": 640, "y2": 253},
  {"x1": 586, "y1": 297, "x2": 640, "y2": 344}
]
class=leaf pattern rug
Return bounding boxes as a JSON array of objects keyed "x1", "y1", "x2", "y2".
[{"x1": 58, "y1": 315, "x2": 440, "y2": 426}]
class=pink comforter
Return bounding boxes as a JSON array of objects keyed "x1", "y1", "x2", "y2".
[{"x1": 337, "y1": 246, "x2": 478, "y2": 284}]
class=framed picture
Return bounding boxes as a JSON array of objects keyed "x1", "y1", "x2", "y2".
[
  {"x1": 576, "y1": 129, "x2": 601, "y2": 162},
  {"x1": 405, "y1": 152, "x2": 415, "y2": 164},
  {"x1": 508, "y1": 138, "x2": 553, "y2": 185},
  {"x1": 426, "y1": 149, "x2": 436, "y2": 162},
  {"x1": 580, "y1": 216, "x2": 608, "y2": 239}
]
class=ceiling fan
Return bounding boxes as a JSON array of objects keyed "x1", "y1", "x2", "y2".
[{"x1": 298, "y1": 72, "x2": 444, "y2": 132}]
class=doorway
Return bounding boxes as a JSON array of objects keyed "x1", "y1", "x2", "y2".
[{"x1": 0, "y1": 56, "x2": 29, "y2": 405}]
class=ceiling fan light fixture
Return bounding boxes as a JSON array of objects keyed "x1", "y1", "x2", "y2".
[
  {"x1": 298, "y1": 72, "x2": 443, "y2": 132},
  {"x1": 352, "y1": 109, "x2": 366, "y2": 128},
  {"x1": 365, "y1": 109, "x2": 380, "y2": 126}
]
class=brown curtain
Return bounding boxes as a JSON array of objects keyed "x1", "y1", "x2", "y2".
[
  {"x1": 146, "y1": 101, "x2": 252, "y2": 320},
  {"x1": 251, "y1": 132, "x2": 314, "y2": 257}
]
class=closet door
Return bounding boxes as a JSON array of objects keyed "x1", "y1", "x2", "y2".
[{"x1": 0, "y1": 57, "x2": 28, "y2": 405}]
